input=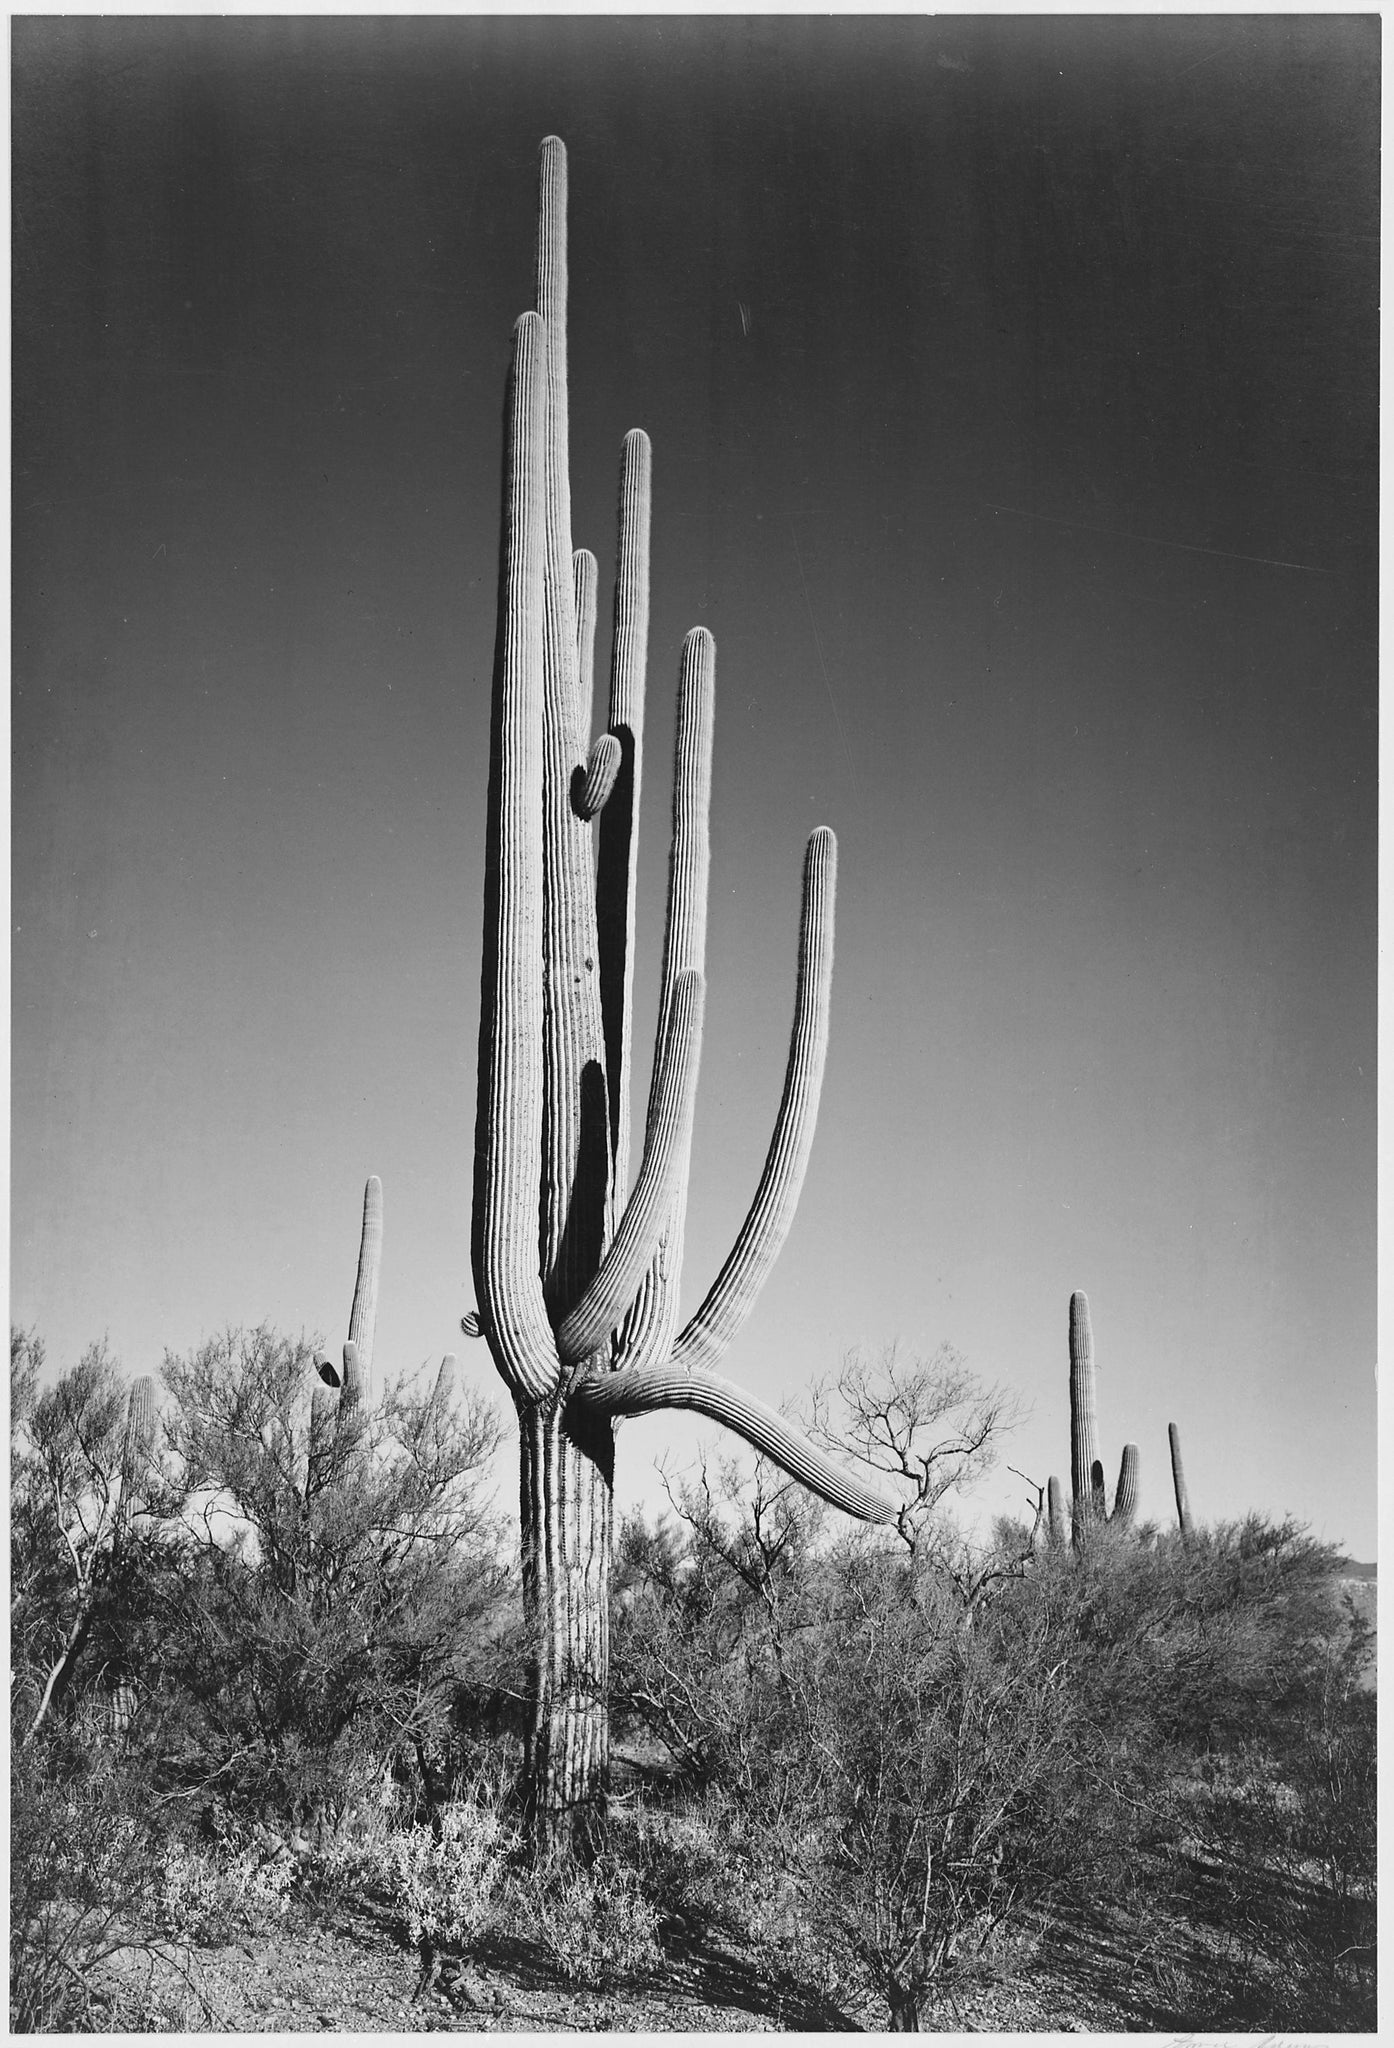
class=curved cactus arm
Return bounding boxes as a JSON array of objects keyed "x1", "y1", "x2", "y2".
[
  {"x1": 314, "y1": 1349, "x2": 341, "y2": 1388},
  {"x1": 595, "y1": 428, "x2": 653, "y2": 1200},
  {"x1": 671, "y1": 827, "x2": 836, "y2": 1375},
  {"x1": 612, "y1": 628, "x2": 715, "y2": 1375},
  {"x1": 1068, "y1": 1291, "x2": 1101, "y2": 1543},
  {"x1": 558, "y1": 971, "x2": 705, "y2": 1368},
  {"x1": 1110, "y1": 1443, "x2": 1139, "y2": 1530},
  {"x1": 1046, "y1": 1474, "x2": 1067, "y2": 1549},
  {"x1": 346, "y1": 1176, "x2": 383, "y2": 1394},
  {"x1": 572, "y1": 1362, "x2": 896, "y2": 1524},
  {"x1": 1168, "y1": 1421, "x2": 1193, "y2": 1538},
  {"x1": 573, "y1": 546, "x2": 598, "y2": 726},
  {"x1": 1090, "y1": 1458, "x2": 1107, "y2": 1520},
  {"x1": 470, "y1": 310, "x2": 560, "y2": 1404},
  {"x1": 574, "y1": 733, "x2": 621, "y2": 820}
]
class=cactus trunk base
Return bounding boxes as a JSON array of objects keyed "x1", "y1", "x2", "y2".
[{"x1": 518, "y1": 1397, "x2": 614, "y2": 1855}]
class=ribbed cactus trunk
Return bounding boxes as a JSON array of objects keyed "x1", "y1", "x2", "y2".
[
  {"x1": 470, "y1": 139, "x2": 894, "y2": 1854},
  {"x1": 1169, "y1": 1420, "x2": 1193, "y2": 1540},
  {"x1": 518, "y1": 1403, "x2": 614, "y2": 1838},
  {"x1": 1068, "y1": 1291, "x2": 1101, "y2": 1549}
]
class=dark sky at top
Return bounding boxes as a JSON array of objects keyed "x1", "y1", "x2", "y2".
[{"x1": 10, "y1": 14, "x2": 1378, "y2": 1551}]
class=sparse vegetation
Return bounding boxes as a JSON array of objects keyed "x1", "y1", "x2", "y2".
[{"x1": 13, "y1": 1325, "x2": 1373, "y2": 2031}]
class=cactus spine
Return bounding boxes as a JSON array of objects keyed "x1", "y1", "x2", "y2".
[
  {"x1": 470, "y1": 137, "x2": 891, "y2": 1847},
  {"x1": 1169, "y1": 1420, "x2": 1193, "y2": 1539},
  {"x1": 1050, "y1": 1291, "x2": 1140, "y2": 1550}
]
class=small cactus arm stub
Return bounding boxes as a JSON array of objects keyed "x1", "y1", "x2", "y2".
[{"x1": 468, "y1": 137, "x2": 893, "y2": 1844}]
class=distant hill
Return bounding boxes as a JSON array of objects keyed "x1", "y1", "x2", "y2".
[{"x1": 1335, "y1": 1558, "x2": 1376, "y2": 1582}]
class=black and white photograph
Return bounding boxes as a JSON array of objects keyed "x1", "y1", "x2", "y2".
[{"x1": 9, "y1": 7, "x2": 1378, "y2": 2033}]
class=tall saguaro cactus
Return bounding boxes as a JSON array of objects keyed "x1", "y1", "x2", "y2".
[
  {"x1": 1050, "y1": 1291, "x2": 1139, "y2": 1549},
  {"x1": 470, "y1": 137, "x2": 892, "y2": 1848}
]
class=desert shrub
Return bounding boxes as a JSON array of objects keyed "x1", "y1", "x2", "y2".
[
  {"x1": 10, "y1": 1337, "x2": 169, "y2": 1750},
  {"x1": 615, "y1": 1454, "x2": 1376, "y2": 2031},
  {"x1": 1171, "y1": 1593, "x2": 1376, "y2": 2029},
  {"x1": 9, "y1": 1738, "x2": 166, "y2": 2030},
  {"x1": 377, "y1": 1801, "x2": 515, "y2": 1948},
  {"x1": 152, "y1": 1827, "x2": 297, "y2": 1945},
  {"x1": 512, "y1": 1852, "x2": 663, "y2": 1987},
  {"x1": 149, "y1": 1326, "x2": 513, "y2": 1820}
]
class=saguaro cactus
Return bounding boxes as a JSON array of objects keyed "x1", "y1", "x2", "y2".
[
  {"x1": 315, "y1": 1175, "x2": 382, "y2": 1398},
  {"x1": 1168, "y1": 1420, "x2": 1194, "y2": 1540},
  {"x1": 470, "y1": 137, "x2": 892, "y2": 1847},
  {"x1": 1049, "y1": 1291, "x2": 1139, "y2": 1548},
  {"x1": 119, "y1": 1376, "x2": 156, "y2": 1503}
]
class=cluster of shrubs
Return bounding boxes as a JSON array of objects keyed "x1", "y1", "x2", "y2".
[{"x1": 9, "y1": 1326, "x2": 1375, "y2": 2031}]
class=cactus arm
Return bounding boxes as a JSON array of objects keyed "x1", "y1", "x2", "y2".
[
  {"x1": 1068, "y1": 1291, "x2": 1101, "y2": 1544},
  {"x1": 572, "y1": 1362, "x2": 896, "y2": 1524},
  {"x1": 470, "y1": 310, "x2": 560, "y2": 1404},
  {"x1": 611, "y1": 629, "x2": 715, "y2": 1373},
  {"x1": 671, "y1": 827, "x2": 836, "y2": 1375},
  {"x1": 1168, "y1": 1421, "x2": 1193, "y2": 1537},
  {"x1": 1110, "y1": 1443, "x2": 1139, "y2": 1530},
  {"x1": 595, "y1": 429, "x2": 653, "y2": 1201},
  {"x1": 573, "y1": 547, "x2": 597, "y2": 721},
  {"x1": 575, "y1": 734, "x2": 621, "y2": 820},
  {"x1": 572, "y1": 549, "x2": 618, "y2": 815},
  {"x1": 536, "y1": 136, "x2": 612, "y2": 1315},
  {"x1": 346, "y1": 1176, "x2": 383, "y2": 1394},
  {"x1": 1046, "y1": 1474, "x2": 1067, "y2": 1549},
  {"x1": 558, "y1": 971, "x2": 705, "y2": 1368},
  {"x1": 340, "y1": 1341, "x2": 363, "y2": 1418}
]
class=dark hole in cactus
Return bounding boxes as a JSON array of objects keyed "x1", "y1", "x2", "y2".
[
  {"x1": 595, "y1": 725, "x2": 637, "y2": 1163},
  {"x1": 545, "y1": 1058, "x2": 610, "y2": 1322}
]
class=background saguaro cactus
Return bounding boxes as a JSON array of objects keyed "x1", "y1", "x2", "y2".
[
  {"x1": 470, "y1": 137, "x2": 893, "y2": 1849},
  {"x1": 1050, "y1": 1291, "x2": 1139, "y2": 1549},
  {"x1": 1169, "y1": 1420, "x2": 1194, "y2": 1539},
  {"x1": 315, "y1": 1175, "x2": 382, "y2": 1401}
]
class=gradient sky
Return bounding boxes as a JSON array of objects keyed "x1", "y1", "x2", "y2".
[{"x1": 11, "y1": 14, "x2": 1378, "y2": 1557}]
